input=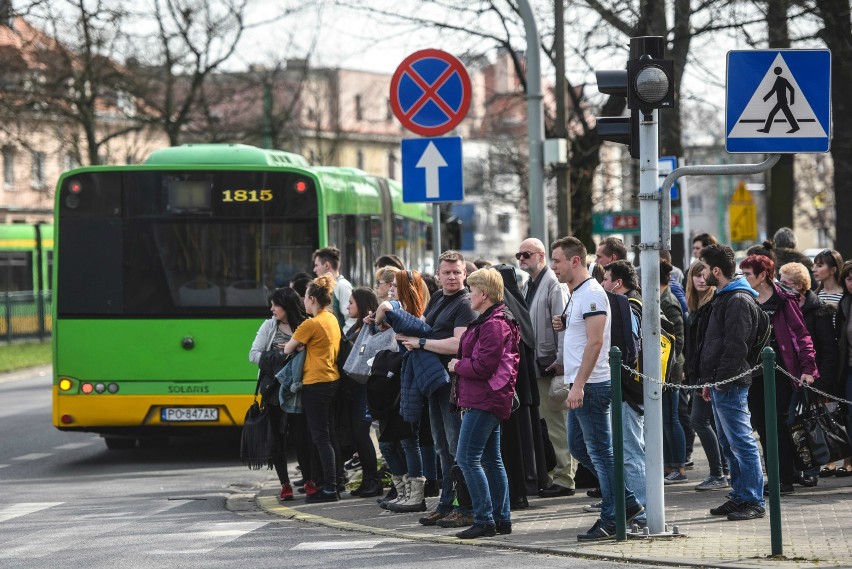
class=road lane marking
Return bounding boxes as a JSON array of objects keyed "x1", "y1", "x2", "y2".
[
  {"x1": 291, "y1": 540, "x2": 385, "y2": 550},
  {"x1": 0, "y1": 502, "x2": 64, "y2": 523},
  {"x1": 11, "y1": 453, "x2": 53, "y2": 461},
  {"x1": 147, "y1": 521, "x2": 268, "y2": 554},
  {"x1": 54, "y1": 442, "x2": 97, "y2": 450}
]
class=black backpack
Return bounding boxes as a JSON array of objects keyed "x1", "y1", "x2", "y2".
[
  {"x1": 744, "y1": 294, "x2": 773, "y2": 367},
  {"x1": 365, "y1": 349, "x2": 404, "y2": 421},
  {"x1": 607, "y1": 291, "x2": 639, "y2": 367}
]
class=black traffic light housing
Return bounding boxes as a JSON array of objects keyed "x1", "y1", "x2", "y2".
[
  {"x1": 628, "y1": 56, "x2": 675, "y2": 113},
  {"x1": 595, "y1": 36, "x2": 675, "y2": 159}
]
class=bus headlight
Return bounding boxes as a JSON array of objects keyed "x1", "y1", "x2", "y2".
[{"x1": 58, "y1": 378, "x2": 73, "y2": 391}]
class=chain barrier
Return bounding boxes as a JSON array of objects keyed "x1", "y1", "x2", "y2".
[{"x1": 620, "y1": 362, "x2": 852, "y2": 407}]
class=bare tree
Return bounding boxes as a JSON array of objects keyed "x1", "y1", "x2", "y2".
[
  {"x1": 0, "y1": 0, "x2": 144, "y2": 165},
  {"x1": 124, "y1": 0, "x2": 252, "y2": 146},
  {"x1": 810, "y1": 0, "x2": 852, "y2": 257}
]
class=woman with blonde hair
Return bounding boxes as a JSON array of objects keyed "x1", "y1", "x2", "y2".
[
  {"x1": 284, "y1": 275, "x2": 342, "y2": 503},
  {"x1": 684, "y1": 261, "x2": 729, "y2": 491},
  {"x1": 449, "y1": 268, "x2": 519, "y2": 538},
  {"x1": 375, "y1": 266, "x2": 399, "y2": 302},
  {"x1": 779, "y1": 262, "x2": 839, "y2": 484}
]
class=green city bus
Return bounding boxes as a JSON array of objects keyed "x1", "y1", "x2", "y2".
[
  {"x1": 52, "y1": 144, "x2": 431, "y2": 449},
  {"x1": 0, "y1": 223, "x2": 53, "y2": 339}
]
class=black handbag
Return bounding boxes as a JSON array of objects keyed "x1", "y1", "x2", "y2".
[
  {"x1": 789, "y1": 391, "x2": 852, "y2": 470},
  {"x1": 240, "y1": 369, "x2": 277, "y2": 470}
]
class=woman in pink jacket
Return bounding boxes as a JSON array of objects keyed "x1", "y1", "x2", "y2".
[
  {"x1": 740, "y1": 255, "x2": 818, "y2": 494},
  {"x1": 449, "y1": 268, "x2": 520, "y2": 539}
]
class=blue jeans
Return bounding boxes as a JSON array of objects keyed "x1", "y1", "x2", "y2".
[
  {"x1": 429, "y1": 383, "x2": 466, "y2": 513},
  {"x1": 568, "y1": 381, "x2": 640, "y2": 525},
  {"x1": 712, "y1": 385, "x2": 765, "y2": 507},
  {"x1": 622, "y1": 404, "x2": 646, "y2": 518},
  {"x1": 663, "y1": 388, "x2": 687, "y2": 467},
  {"x1": 456, "y1": 409, "x2": 510, "y2": 527},
  {"x1": 691, "y1": 393, "x2": 727, "y2": 477},
  {"x1": 378, "y1": 441, "x2": 407, "y2": 476}
]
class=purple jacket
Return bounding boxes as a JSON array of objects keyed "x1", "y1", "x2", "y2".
[
  {"x1": 454, "y1": 303, "x2": 520, "y2": 421},
  {"x1": 770, "y1": 282, "x2": 819, "y2": 386}
]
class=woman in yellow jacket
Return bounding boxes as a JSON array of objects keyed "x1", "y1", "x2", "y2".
[{"x1": 285, "y1": 275, "x2": 342, "y2": 502}]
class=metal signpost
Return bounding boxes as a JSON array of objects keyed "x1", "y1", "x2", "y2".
[{"x1": 390, "y1": 49, "x2": 472, "y2": 268}]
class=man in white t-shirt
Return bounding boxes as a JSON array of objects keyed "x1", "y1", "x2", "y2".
[{"x1": 550, "y1": 236, "x2": 643, "y2": 541}]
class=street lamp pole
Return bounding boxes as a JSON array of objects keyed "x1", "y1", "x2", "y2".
[{"x1": 517, "y1": 0, "x2": 547, "y2": 244}]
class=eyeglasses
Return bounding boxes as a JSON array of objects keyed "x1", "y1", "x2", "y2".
[{"x1": 515, "y1": 251, "x2": 540, "y2": 260}]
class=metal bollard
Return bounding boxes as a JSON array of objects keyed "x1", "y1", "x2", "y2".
[
  {"x1": 762, "y1": 347, "x2": 782, "y2": 556},
  {"x1": 610, "y1": 346, "x2": 626, "y2": 540}
]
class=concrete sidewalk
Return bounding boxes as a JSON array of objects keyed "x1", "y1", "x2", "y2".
[{"x1": 256, "y1": 458, "x2": 852, "y2": 568}]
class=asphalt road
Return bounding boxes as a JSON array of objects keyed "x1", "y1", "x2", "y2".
[{"x1": 0, "y1": 368, "x2": 660, "y2": 569}]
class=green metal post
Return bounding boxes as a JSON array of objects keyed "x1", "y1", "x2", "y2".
[
  {"x1": 762, "y1": 347, "x2": 783, "y2": 555},
  {"x1": 610, "y1": 346, "x2": 626, "y2": 540}
]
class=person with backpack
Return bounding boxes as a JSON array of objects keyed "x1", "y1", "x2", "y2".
[
  {"x1": 695, "y1": 244, "x2": 766, "y2": 521},
  {"x1": 600, "y1": 260, "x2": 647, "y2": 525},
  {"x1": 740, "y1": 255, "x2": 818, "y2": 495}
]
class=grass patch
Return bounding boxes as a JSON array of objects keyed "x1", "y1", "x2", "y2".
[{"x1": 0, "y1": 341, "x2": 52, "y2": 373}]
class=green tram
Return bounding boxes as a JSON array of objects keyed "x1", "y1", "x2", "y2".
[
  {"x1": 0, "y1": 223, "x2": 53, "y2": 339},
  {"x1": 52, "y1": 144, "x2": 431, "y2": 448}
]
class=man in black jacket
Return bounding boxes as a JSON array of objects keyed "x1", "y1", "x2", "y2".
[{"x1": 697, "y1": 244, "x2": 765, "y2": 521}]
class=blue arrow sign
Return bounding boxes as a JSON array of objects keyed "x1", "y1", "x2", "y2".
[
  {"x1": 401, "y1": 136, "x2": 464, "y2": 203},
  {"x1": 726, "y1": 49, "x2": 831, "y2": 153},
  {"x1": 658, "y1": 155, "x2": 679, "y2": 200}
]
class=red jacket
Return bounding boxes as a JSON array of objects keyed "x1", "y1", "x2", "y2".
[{"x1": 454, "y1": 303, "x2": 520, "y2": 421}]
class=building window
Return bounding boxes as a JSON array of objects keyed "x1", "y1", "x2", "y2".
[
  {"x1": 63, "y1": 153, "x2": 79, "y2": 171},
  {"x1": 308, "y1": 148, "x2": 315, "y2": 164},
  {"x1": 388, "y1": 151, "x2": 397, "y2": 179},
  {"x1": 2, "y1": 146, "x2": 15, "y2": 190},
  {"x1": 31, "y1": 151, "x2": 46, "y2": 190},
  {"x1": 688, "y1": 195, "x2": 703, "y2": 213},
  {"x1": 497, "y1": 213, "x2": 511, "y2": 234},
  {"x1": 354, "y1": 95, "x2": 363, "y2": 121},
  {"x1": 386, "y1": 98, "x2": 393, "y2": 121},
  {"x1": 356, "y1": 149, "x2": 364, "y2": 170}
]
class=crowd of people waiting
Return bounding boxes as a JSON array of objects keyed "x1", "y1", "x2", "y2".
[{"x1": 247, "y1": 224, "x2": 852, "y2": 541}]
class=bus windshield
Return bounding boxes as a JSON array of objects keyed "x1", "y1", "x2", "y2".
[{"x1": 57, "y1": 170, "x2": 320, "y2": 317}]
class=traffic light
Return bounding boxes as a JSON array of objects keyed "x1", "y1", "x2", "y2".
[
  {"x1": 595, "y1": 36, "x2": 675, "y2": 159},
  {"x1": 628, "y1": 55, "x2": 674, "y2": 113}
]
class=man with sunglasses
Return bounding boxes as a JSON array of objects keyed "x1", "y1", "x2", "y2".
[{"x1": 517, "y1": 238, "x2": 577, "y2": 498}]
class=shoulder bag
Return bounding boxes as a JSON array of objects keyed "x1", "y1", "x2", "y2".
[{"x1": 343, "y1": 323, "x2": 398, "y2": 384}]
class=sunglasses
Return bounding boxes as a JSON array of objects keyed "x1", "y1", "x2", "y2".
[{"x1": 515, "y1": 251, "x2": 539, "y2": 260}]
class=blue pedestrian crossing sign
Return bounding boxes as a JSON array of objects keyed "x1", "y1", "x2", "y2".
[
  {"x1": 401, "y1": 136, "x2": 464, "y2": 203},
  {"x1": 726, "y1": 49, "x2": 831, "y2": 153}
]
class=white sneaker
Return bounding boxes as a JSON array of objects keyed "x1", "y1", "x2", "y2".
[
  {"x1": 582, "y1": 500, "x2": 602, "y2": 512},
  {"x1": 695, "y1": 475, "x2": 730, "y2": 491}
]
